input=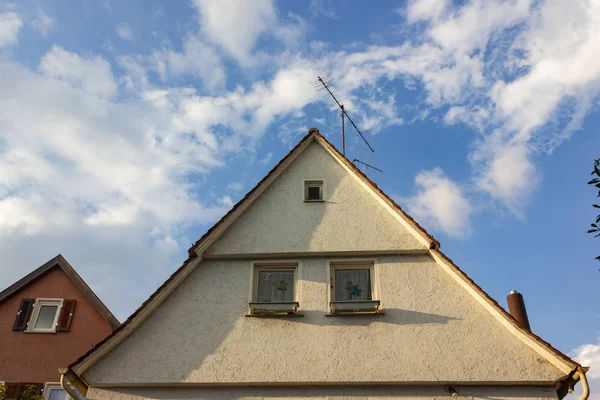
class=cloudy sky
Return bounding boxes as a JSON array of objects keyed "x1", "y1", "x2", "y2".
[{"x1": 0, "y1": 0, "x2": 599, "y2": 395}]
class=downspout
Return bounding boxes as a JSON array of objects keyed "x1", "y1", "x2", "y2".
[
  {"x1": 578, "y1": 368, "x2": 590, "y2": 400},
  {"x1": 60, "y1": 373, "x2": 82, "y2": 399},
  {"x1": 59, "y1": 368, "x2": 87, "y2": 400}
]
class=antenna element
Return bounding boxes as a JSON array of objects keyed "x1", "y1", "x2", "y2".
[{"x1": 312, "y1": 76, "x2": 375, "y2": 155}]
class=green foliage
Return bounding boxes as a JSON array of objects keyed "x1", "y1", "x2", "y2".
[
  {"x1": 588, "y1": 158, "x2": 600, "y2": 264},
  {"x1": 18, "y1": 386, "x2": 43, "y2": 400},
  {"x1": 0, "y1": 384, "x2": 43, "y2": 400}
]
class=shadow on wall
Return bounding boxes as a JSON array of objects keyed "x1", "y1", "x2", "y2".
[
  {"x1": 90, "y1": 385, "x2": 553, "y2": 399},
  {"x1": 275, "y1": 309, "x2": 460, "y2": 327}
]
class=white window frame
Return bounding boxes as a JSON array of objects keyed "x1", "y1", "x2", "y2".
[
  {"x1": 303, "y1": 179, "x2": 324, "y2": 202},
  {"x1": 43, "y1": 382, "x2": 72, "y2": 400},
  {"x1": 329, "y1": 260, "x2": 377, "y2": 303},
  {"x1": 26, "y1": 298, "x2": 63, "y2": 333},
  {"x1": 251, "y1": 262, "x2": 299, "y2": 303}
]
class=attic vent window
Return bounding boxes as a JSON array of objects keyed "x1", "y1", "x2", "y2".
[{"x1": 304, "y1": 180, "x2": 323, "y2": 202}]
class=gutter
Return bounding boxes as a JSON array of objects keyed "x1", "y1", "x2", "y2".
[
  {"x1": 59, "y1": 368, "x2": 89, "y2": 399},
  {"x1": 578, "y1": 368, "x2": 590, "y2": 400}
]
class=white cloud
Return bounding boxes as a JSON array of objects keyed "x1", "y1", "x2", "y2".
[
  {"x1": 0, "y1": 57, "x2": 232, "y2": 317},
  {"x1": 0, "y1": 11, "x2": 22, "y2": 47},
  {"x1": 404, "y1": 168, "x2": 473, "y2": 238},
  {"x1": 309, "y1": 0, "x2": 340, "y2": 20},
  {"x1": 151, "y1": 35, "x2": 226, "y2": 90},
  {"x1": 226, "y1": 182, "x2": 244, "y2": 193},
  {"x1": 39, "y1": 46, "x2": 118, "y2": 99},
  {"x1": 475, "y1": 142, "x2": 535, "y2": 217},
  {"x1": 193, "y1": 0, "x2": 276, "y2": 66},
  {"x1": 570, "y1": 337, "x2": 600, "y2": 400},
  {"x1": 116, "y1": 24, "x2": 134, "y2": 41},
  {"x1": 389, "y1": 0, "x2": 600, "y2": 216},
  {"x1": 404, "y1": 0, "x2": 450, "y2": 23},
  {"x1": 30, "y1": 8, "x2": 54, "y2": 37},
  {"x1": 193, "y1": 0, "x2": 308, "y2": 66}
]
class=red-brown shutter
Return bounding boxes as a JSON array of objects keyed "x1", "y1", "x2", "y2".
[
  {"x1": 5, "y1": 382, "x2": 19, "y2": 398},
  {"x1": 58, "y1": 299, "x2": 76, "y2": 332},
  {"x1": 12, "y1": 298, "x2": 34, "y2": 331}
]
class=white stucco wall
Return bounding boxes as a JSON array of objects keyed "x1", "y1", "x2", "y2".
[
  {"x1": 205, "y1": 141, "x2": 424, "y2": 256},
  {"x1": 86, "y1": 385, "x2": 559, "y2": 400},
  {"x1": 83, "y1": 255, "x2": 564, "y2": 385}
]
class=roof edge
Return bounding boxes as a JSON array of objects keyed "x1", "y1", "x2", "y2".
[{"x1": 429, "y1": 248, "x2": 583, "y2": 374}]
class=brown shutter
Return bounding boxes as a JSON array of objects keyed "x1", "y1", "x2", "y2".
[
  {"x1": 5, "y1": 382, "x2": 19, "y2": 398},
  {"x1": 58, "y1": 299, "x2": 76, "y2": 332},
  {"x1": 12, "y1": 298, "x2": 34, "y2": 331}
]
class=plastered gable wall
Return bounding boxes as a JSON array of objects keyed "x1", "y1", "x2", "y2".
[
  {"x1": 206, "y1": 141, "x2": 424, "y2": 256},
  {"x1": 83, "y1": 255, "x2": 563, "y2": 385}
]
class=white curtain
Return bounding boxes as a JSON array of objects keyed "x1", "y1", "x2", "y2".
[
  {"x1": 334, "y1": 269, "x2": 372, "y2": 301},
  {"x1": 257, "y1": 271, "x2": 294, "y2": 302}
]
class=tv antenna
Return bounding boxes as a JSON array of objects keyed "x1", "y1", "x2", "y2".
[
  {"x1": 311, "y1": 75, "x2": 375, "y2": 156},
  {"x1": 311, "y1": 75, "x2": 382, "y2": 176}
]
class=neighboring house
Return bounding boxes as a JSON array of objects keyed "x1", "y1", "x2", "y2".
[
  {"x1": 62, "y1": 129, "x2": 589, "y2": 400},
  {"x1": 0, "y1": 255, "x2": 119, "y2": 400}
]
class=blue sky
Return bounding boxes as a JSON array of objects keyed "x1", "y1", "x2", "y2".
[{"x1": 0, "y1": 0, "x2": 599, "y2": 394}]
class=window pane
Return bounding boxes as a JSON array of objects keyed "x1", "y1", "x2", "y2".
[
  {"x1": 257, "y1": 270, "x2": 294, "y2": 302},
  {"x1": 48, "y1": 388, "x2": 69, "y2": 400},
  {"x1": 35, "y1": 305, "x2": 58, "y2": 329},
  {"x1": 307, "y1": 186, "x2": 321, "y2": 200},
  {"x1": 334, "y1": 268, "x2": 372, "y2": 301}
]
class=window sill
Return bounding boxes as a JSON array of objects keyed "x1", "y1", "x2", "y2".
[
  {"x1": 245, "y1": 313, "x2": 304, "y2": 318},
  {"x1": 303, "y1": 199, "x2": 324, "y2": 202},
  {"x1": 24, "y1": 329, "x2": 57, "y2": 334},
  {"x1": 325, "y1": 311, "x2": 385, "y2": 317},
  {"x1": 329, "y1": 300, "x2": 381, "y2": 314}
]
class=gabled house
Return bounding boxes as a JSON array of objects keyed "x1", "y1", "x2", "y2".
[
  {"x1": 0, "y1": 255, "x2": 119, "y2": 400},
  {"x1": 61, "y1": 128, "x2": 589, "y2": 400}
]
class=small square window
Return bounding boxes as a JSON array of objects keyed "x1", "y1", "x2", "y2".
[
  {"x1": 27, "y1": 299, "x2": 62, "y2": 333},
  {"x1": 304, "y1": 180, "x2": 323, "y2": 201}
]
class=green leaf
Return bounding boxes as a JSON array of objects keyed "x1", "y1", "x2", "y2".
[
  {"x1": 588, "y1": 229, "x2": 597, "y2": 233},
  {"x1": 594, "y1": 205, "x2": 600, "y2": 208},
  {"x1": 588, "y1": 178, "x2": 600, "y2": 184},
  {"x1": 593, "y1": 223, "x2": 599, "y2": 227},
  {"x1": 596, "y1": 256, "x2": 600, "y2": 260}
]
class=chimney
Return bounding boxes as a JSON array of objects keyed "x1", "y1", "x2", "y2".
[{"x1": 507, "y1": 290, "x2": 531, "y2": 331}]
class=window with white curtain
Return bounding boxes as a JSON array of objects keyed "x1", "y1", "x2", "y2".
[
  {"x1": 254, "y1": 264, "x2": 297, "y2": 302},
  {"x1": 331, "y1": 263, "x2": 374, "y2": 301}
]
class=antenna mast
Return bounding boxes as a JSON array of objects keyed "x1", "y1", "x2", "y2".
[{"x1": 312, "y1": 76, "x2": 374, "y2": 155}]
